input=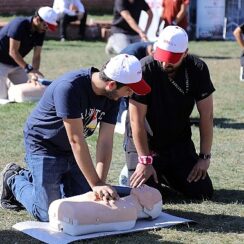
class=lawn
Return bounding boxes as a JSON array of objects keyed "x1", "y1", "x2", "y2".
[{"x1": 0, "y1": 39, "x2": 243, "y2": 243}]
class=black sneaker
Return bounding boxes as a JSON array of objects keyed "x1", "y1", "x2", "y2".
[{"x1": 0, "y1": 163, "x2": 24, "y2": 211}]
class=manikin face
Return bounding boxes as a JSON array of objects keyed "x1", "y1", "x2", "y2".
[{"x1": 104, "y1": 84, "x2": 134, "y2": 101}]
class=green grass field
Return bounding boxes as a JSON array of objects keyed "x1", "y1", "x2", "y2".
[{"x1": 0, "y1": 39, "x2": 243, "y2": 243}]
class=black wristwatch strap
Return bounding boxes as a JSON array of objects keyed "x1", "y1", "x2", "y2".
[
  {"x1": 199, "y1": 153, "x2": 211, "y2": 160},
  {"x1": 24, "y1": 64, "x2": 33, "y2": 73}
]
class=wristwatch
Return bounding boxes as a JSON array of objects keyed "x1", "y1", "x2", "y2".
[
  {"x1": 199, "y1": 153, "x2": 211, "y2": 160},
  {"x1": 24, "y1": 64, "x2": 33, "y2": 73}
]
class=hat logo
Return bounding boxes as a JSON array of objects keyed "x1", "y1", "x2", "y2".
[{"x1": 163, "y1": 39, "x2": 176, "y2": 47}]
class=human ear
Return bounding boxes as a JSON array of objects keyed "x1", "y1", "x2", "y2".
[
  {"x1": 107, "y1": 81, "x2": 117, "y2": 90},
  {"x1": 183, "y1": 48, "x2": 189, "y2": 58}
]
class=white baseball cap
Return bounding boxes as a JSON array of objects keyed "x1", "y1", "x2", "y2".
[
  {"x1": 104, "y1": 54, "x2": 151, "y2": 95},
  {"x1": 154, "y1": 26, "x2": 188, "y2": 64},
  {"x1": 38, "y1": 7, "x2": 57, "y2": 31}
]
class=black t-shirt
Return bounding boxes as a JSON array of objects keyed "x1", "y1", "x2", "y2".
[
  {"x1": 240, "y1": 23, "x2": 244, "y2": 33},
  {"x1": 131, "y1": 55, "x2": 215, "y2": 152},
  {"x1": 24, "y1": 68, "x2": 119, "y2": 156},
  {"x1": 0, "y1": 17, "x2": 45, "y2": 66},
  {"x1": 111, "y1": 0, "x2": 150, "y2": 35}
]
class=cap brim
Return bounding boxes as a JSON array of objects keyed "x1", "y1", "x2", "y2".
[
  {"x1": 126, "y1": 79, "x2": 151, "y2": 95},
  {"x1": 47, "y1": 23, "x2": 57, "y2": 32},
  {"x1": 154, "y1": 47, "x2": 183, "y2": 64}
]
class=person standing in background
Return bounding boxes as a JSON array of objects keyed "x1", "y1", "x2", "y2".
[
  {"x1": 233, "y1": 23, "x2": 244, "y2": 81},
  {"x1": 158, "y1": 0, "x2": 189, "y2": 32},
  {"x1": 105, "y1": 0, "x2": 153, "y2": 55},
  {"x1": 53, "y1": 0, "x2": 87, "y2": 41}
]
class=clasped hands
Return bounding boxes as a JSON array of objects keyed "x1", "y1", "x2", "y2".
[
  {"x1": 92, "y1": 184, "x2": 119, "y2": 203},
  {"x1": 27, "y1": 70, "x2": 44, "y2": 86}
]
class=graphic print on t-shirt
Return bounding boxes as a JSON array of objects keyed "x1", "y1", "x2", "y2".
[{"x1": 82, "y1": 108, "x2": 105, "y2": 137}]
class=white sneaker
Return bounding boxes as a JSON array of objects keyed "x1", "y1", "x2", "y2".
[
  {"x1": 115, "y1": 110, "x2": 127, "y2": 134},
  {"x1": 119, "y1": 165, "x2": 129, "y2": 186},
  {"x1": 240, "y1": 67, "x2": 244, "y2": 82}
]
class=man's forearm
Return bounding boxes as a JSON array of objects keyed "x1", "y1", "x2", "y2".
[
  {"x1": 9, "y1": 51, "x2": 27, "y2": 69},
  {"x1": 233, "y1": 28, "x2": 244, "y2": 49},
  {"x1": 132, "y1": 125, "x2": 150, "y2": 157},
  {"x1": 96, "y1": 146, "x2": 112, "y2": 182},
  {"x1": 71, "y1": 139, "x2": 102, "y2": 188},
  {"x1": 32, "y1": 56, "x2": 41, "y2": 71},
  {"x1": 145, "y1": 10, "x2": 153, "y2": 33},
  {"x1": 175, "y1": 4, "x2": 187, "y2": 24},
  {"x1": 121, "y1": 11, "x2": 145, "y2": 37},
  {"x1": 199, "y1": 115, "x2": 213, "y2": 155}
]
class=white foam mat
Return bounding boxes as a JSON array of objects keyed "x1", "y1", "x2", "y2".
[{"x1": 13, "y1": 212, "x2": 193, "y2": 244}]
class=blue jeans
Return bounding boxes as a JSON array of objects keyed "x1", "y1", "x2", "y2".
[
  {"x1": 105, "y1": 33, "x2": 141, "y2": 55},
  {"x1": 8, "y1": 153, "x2": 91, "y2": 222}
]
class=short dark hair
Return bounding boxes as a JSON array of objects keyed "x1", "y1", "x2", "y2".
[
  {"x1": 34, "y1": 8, "x2": 40, "y2": 18},
  {"x1": 99, "y1": 64, "x2": 126, "y2": 89},
  {"x1": 99, "y1": 70, "x2": 111, "y2": 82},
  {"x1": 34, "y1": 8, "x2": 45, "y2": 22}
]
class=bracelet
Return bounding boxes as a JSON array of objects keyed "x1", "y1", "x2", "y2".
[
  {"x1": 24, "y1": 64, "x2": 33, "y2": 73},
  {"x1": 199, "y1": 153, "x2": 211, "y2": 160},
  {"x1": 138, "y1": 155, "x2": 153, "y2": 165}
]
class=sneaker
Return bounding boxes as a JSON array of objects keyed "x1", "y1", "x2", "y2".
[
  {"x1": 60, "y1": 37, "x2": 66, "y2": 42},
  {"x1": 0, "y1": 163, "x2": 24, "y2": 211},
  {"x1": 119, "y1": 165, "x2": 129, "y2": 186},
  {"x1": 240, "y1": 67, "x2": 244, "y2": 82}
]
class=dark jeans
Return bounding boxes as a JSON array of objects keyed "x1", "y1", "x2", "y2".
[
  {"x1": 9, "y1": 153, "x2": 91, "y2": 222},
  {"x1": 241, "y1": 51, "x2": 244, "y2": 67},
  {"x1": 124, "y1": 115, "x2": 213, "y2": 200},
  {"x1": 117, "y1": 97, "x2": 129, "y2": 123},
  {"x1": 58, "y1": 11, "x2": 87, "y2": 39}
]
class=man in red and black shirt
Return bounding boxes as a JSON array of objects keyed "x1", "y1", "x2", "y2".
[{"x1": 158, "y1": 0, "x2": 189, "y2": 32}]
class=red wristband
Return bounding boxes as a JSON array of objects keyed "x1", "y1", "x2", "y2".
[{"x1": 138, "y1": 155, "x2": 153, "y2": 165}]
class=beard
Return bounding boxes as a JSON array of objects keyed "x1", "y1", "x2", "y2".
[
  {"x1": 163, "y1": 66, "x2": 175, "y2": 74},
  {"x1": 104, "y1": 89, "x2": 120, "y2": 100}
]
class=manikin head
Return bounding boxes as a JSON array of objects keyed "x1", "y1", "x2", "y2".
[{"x1": 131, "y1": 184, "x2": 162, "y2": 219}]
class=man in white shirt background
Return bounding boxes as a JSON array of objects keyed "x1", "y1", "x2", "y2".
[{"x1": 53, "y1": 0, "x2": 87, "y2": 41}]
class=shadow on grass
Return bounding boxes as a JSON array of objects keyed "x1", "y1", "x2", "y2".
[
  {"x1": 0, "y1": 230, "x2": 40, "y2": 243},
  {"x1": 198, "y1": 55, "x2": 238, "y2": 60},
  {"x1": 80, "y1": 231, "x2": 184, "y2": 244},
  {"x1": 212, "y1": 189, "x2": 244, "y2": 204},
  {"x1": 190, "y1": 117, "x2": 244, "y2": 130},
  {"x1": 165, "y1": 209, "x2": 244, "y2": 234},
  {"x1": 214, "y1": 118, "x2": 244, "y2": 129},
  {"x1": 0, "y1": 229, "x2": 182, "y2": 244},
  {"x1": 159, "y1": 187, "x2": 244, "y2": 205}
]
